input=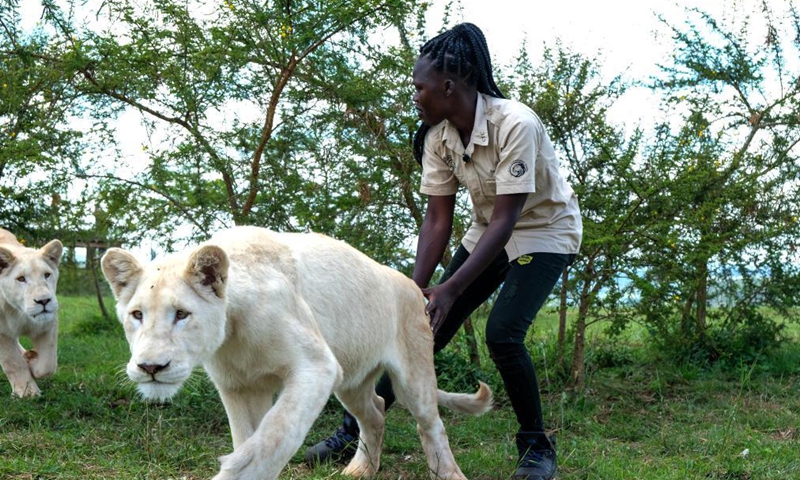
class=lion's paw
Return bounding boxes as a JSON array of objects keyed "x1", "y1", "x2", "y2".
[
  {"x1": 11, "y1": 381, "x2": 41, "y2": 398},
  {"x1": 213, "y1": 441, "x2": 272, "y2": 480},
  {"x1": 342, "y1": 461, "x2": 378, "y2": 478},
  {"x1": 26, "y1": 353, "x2": 56, "y2": 379}
]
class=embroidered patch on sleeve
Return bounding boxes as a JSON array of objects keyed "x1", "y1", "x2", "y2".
[
  {"x1": 509, "y1": 159, "x2": 528, "y2": 177},
  {"x1": 517, "y1": 254, "x2": 533, "y2": 265}
]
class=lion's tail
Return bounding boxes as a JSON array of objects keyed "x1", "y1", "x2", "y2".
[{"x1": 437, "y1": 381, "x2": 493, "y2": 415}]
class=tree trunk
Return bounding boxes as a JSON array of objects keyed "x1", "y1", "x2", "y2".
[
  {"x1": 462, "y1": 317, "x2": 481, "y2": 367},
  {"x1": 569, "y1": 309, "x2": 587, "y2": 390},
  {"x1": 696, "y1": 261, "x2": 708, "y2": 332},
  {"x1": 87, "y1": 246, "x2": 111, "y2": 323},
  {"x1": 569, "y1": 278, "x2": 592, "y2": 390},
  {"x1": 557, "y1": 268, "x2": 569, "y2": 370}
]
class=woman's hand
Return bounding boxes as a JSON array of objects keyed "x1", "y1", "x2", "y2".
[{"x1": 421, "y1": 281, "x2": 460, "y2": 334}]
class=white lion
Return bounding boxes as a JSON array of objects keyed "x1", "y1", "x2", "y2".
[
  {"x1": 0, "y1": 229, "x2": 63, "y2": 398},
  {"x1": 101, "y1": 226, "x2": 491, "y2": 480}
]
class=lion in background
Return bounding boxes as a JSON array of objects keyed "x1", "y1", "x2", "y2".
[
  {"x1": 101, "y1": 226, "x2": 491, "y2": 480},
  {"x1": 0, "y1": 229, "x2": 63, "y2": 397}
]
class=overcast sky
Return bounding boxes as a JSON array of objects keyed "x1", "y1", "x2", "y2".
[
  {"x1": 425, "y1": 0, "x2": 726, "y2": 74},
  {"x1": 421, "y1": 0, "x2": 743, "y2": 127}
]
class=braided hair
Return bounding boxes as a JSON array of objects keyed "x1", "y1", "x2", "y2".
[{"x1": 412, "y1": 23, "x2": 506, "y2": 164}]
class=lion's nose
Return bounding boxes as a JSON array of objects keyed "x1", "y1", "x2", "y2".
[
  {"x1": 35, "y1": 297, "x2": 51, "y2": 307},
  {"x1": 138, "y1": 362, "x2": 170, "y2": 375}
]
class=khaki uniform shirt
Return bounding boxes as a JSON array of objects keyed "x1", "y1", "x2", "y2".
[{"x1": 420, "y1": 93, "x2": 582, "y2": 260}]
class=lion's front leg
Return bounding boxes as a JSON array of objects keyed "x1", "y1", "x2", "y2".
[
  {"x1": 26, "y1": 321, "x2": 58, "y2": 379},
  {"x1": 0, "y1": 334, "x2": 39, "y2": 397},
  {"x1": 213, "y1": 357, "x2": 341, "y2": 480},
  {"x1": 218, "y1": 384, "x2": 277, "y2": 448}
]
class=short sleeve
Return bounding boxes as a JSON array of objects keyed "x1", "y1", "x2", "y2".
[
  {"x1": 495, "y1": 112, "x2": 538, "y2": 195},
  {"x1": 420, "y1": 127, "x2": 459, "y2": 196}
]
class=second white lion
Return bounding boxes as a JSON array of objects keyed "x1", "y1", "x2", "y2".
[
  {"x1": 101, "y1": 226, "x2": 491, "y2": 480},
  {"x1": 0, "y1": 229, "x2": 62, "y2": 398}
]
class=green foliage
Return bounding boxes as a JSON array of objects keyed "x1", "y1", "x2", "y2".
[
  {"x1": 506, "y1": 41, "x2": 646, "y2": 386},
  {"x1": 632, "y1": 4, "x2": 800, "y2": 364},
  {"x1": 585, "y1": 341, "x2": 635, "y2": 370},
  {"x1": 56, "y1": 264, "x2": 96, "y2": 295},
  {"x1": 503, "y1": 4, "x2": 800, "y2": 382},
  {"x1": 708, "y1": 306, "x2": 786, "y2": 366},
  {"x1": 3, "y1": 0, "x2": 427, "y2": 264},
  {"x1": 434, "y1": 347, "x2": 496, "y2": 394}
]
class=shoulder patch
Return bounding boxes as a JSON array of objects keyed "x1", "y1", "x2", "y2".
[{"x1": 509, "y1": 159, "x2": 528, "y2": 178}]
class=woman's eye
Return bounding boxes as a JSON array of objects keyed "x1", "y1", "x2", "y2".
[{"x1": 131, "y1": 310, "x2": 143, "y2": 321}]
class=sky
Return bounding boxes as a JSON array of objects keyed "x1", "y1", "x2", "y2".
[
  {"x1": 420, "y1": 0, "x2": 732, "y2": 127},
  {"x1": 424, "y1": 0, "x2": 732, "y2": 74}
]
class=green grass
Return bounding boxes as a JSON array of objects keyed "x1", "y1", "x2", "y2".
[{"x1": 1, "y1": 297, "x2": 800, "y2": 479}]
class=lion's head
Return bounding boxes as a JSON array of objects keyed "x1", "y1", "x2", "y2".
[
  {"x1": 0, "y1": 239, "x2": 63, "y2": 323},
  {"x1": 101, "y1": 245, "x2": 230, "y2": 402}
]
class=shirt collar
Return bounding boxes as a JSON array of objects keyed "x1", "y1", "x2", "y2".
[{"x1": 440, "y1": 93, "x2": 489, "y2": 155}]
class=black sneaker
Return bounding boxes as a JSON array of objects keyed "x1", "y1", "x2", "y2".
[
  {"x1": 304, "y1": 426, "x2": 359, "y2": 466},
  {"x1": 513, "y1": 448, "x2": 557, "y2": 480},
  {"x1": 513, "y1": 432, "x2": 557, "y2": 480}
]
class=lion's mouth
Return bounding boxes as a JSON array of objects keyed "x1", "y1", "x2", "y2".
[
  {"x1": 135, "y1": 378, "x2": 185, "y2": 402},
  {"x1": 32, "y1": 308, "x2": 55, "y2": 319},
  {"x1": 140, "y1": 378, "x2": 185, "y2": 388}
]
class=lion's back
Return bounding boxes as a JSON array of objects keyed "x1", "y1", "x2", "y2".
[{"x1": 209, "y1": 227, "x2": 428, "y2": 372}]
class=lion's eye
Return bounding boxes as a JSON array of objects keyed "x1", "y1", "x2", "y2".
[
  {"x1": 16, "y1": 276, "x2": 25, "y2": 283},
  {"x1": 175, "y1": 310, "x2": 190, "y2": 322},
  {"x1": 44, "y1": 272, "x2": 51, "y2": 279},
  {"x1": 131, "y1": 310, "x2": 143, "y2": 321}
]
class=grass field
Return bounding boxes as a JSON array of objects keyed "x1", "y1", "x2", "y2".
[{"x1": 1, "y1": 296, "x2": 800, "y2": 479}]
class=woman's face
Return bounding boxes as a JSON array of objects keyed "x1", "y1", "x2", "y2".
[{"x1": 412, "y1": 55, "x2": 450, "y2": 126}]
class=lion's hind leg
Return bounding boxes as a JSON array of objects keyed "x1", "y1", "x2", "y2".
[
  {"x1": 387, "y1": 353, "x2": 467, "y2": 480},
  {"x1": 336, "y1": 378, "x2": 386, "y2": 477}
]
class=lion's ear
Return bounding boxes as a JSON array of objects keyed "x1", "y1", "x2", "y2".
[
  {"x1": 0, "y1": 247, "x2": 16, "y2": 275},
  {"x1": 41, "y1": 240, "x2": 63, "y2": 267},
  {"x1": 101, "y1": 248, "x2": 143, "y2": 299},
  {"x1": 185, "y1": 245, "x2": 229, "y2": 299}
]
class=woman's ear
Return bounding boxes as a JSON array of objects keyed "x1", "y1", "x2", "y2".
[{"x1": 444, "y1": 78, "x2": 455, "y2": 96}]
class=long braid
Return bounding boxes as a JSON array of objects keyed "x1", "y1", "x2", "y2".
[{"x1": 413, "y1": 23, "x2": 504, "y2": 164}]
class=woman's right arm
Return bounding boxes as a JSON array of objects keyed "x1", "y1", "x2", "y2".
[{"x1": 411, "y1": 194, "x2": 456, "y2": 289}]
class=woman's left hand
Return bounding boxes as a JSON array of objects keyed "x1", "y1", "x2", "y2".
[{"x1": 421, "y1": 281, "x2": 459, "y2": 334}]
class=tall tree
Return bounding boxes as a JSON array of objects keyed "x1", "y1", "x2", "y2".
[
  {"x1": 638, "y1": 2, "x2": 800, "y2": 362},
  {"x1": 0, "y1": 1, "x2": 86, "y2": 240},
  {"x1": 508, "y1": 44, "x2": 645, "y2": 388},
  {"x1": 3, "y1": 0, "x2": 423, "y2": 258}
]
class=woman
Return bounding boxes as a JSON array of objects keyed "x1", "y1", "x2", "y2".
[{"x1": 306, "y1": 23, "x2": 582, "y2": 480}]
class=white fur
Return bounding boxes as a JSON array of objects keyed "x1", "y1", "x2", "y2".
[
  {"x1": 0, "y1": 229, "x2": 62, "y2": 397},
  {"x1": 102, "y1": 226, "x2": 492, "y2": 480}
]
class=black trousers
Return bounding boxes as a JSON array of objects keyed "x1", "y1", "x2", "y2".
[{"x1": 368, "y1": 245, "x2": 574, "y2": 433}]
